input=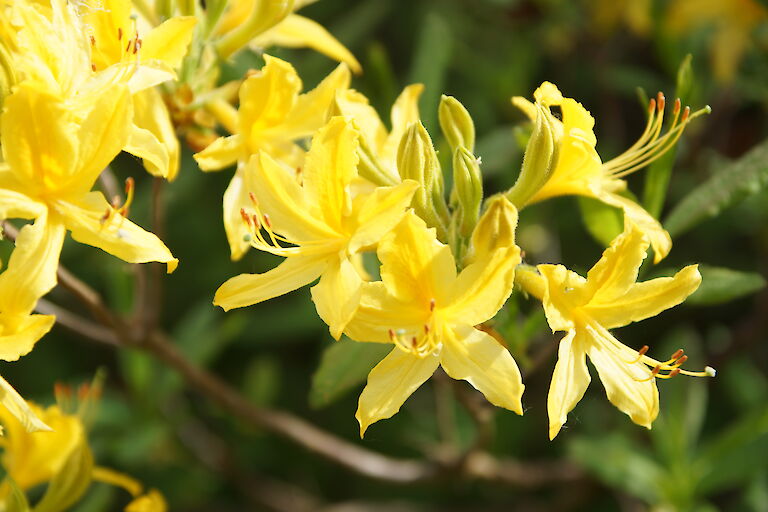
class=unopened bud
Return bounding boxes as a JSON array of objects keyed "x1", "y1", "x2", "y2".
[
  {"x1": 439, "y1": 95, "x2": 475, "y2": 152},
  {"x1": 452, "y1": 147, "x2": 483, "y2": 238},
  {"x1": 397, "y1": 122, "x2": 448, "y2": 238},
  {"x1": 506, "y1": 104, "x2": 559, "y2": 209},
  {"x1": 465, "y1": 195, "x2": 519, "y2": 264}
]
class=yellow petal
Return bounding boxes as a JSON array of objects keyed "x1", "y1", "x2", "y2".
[
  {"x1": 537, "y1": 264, "x2": 589, "y2": 332},
  {"x1": 347, "y1": 180, "x2": 419, "y2": 253},
  {"x1": 585, "y1": 222, "x2": 648, "y2": 302},
  {"x1": 56, "y1": 193, "x2": 177, "y2": 273},
  {"x1": 344, "y1": 282, "x2": 427, "y2": 344},
  {"x1": 140, "y1": 17, "x2": 198, "y2": 69},
  {"x1": 302, "y1": 117, "x2": 359, "y2": 229},
  {"x1": 310, "y1": 257, "x2": 363, "y2": 340},
  {"x1": 445, "y1": 246, "x2": 520, "y2": 327},
  {"x1": 72, "y1": 84, "x2": 133, "y2": 195},
  {"x1": 464, "y1": 195, "x2": 519, "y2": 265},
  {"x1": 125, "y1": 489, "x2": 168, "y2": 512},
  {"x1": 249, "y1": 153, "x2": 339, "y2": 242},
  {"x1": 0, "y1": 215, "x2": 66, "y2": 317},
  {"x1": 254, "y1": 14, "x2": 361, "y2": 74},
  {"x1": 239, "y1": 55, "x2": 301, "y2": 138},
  {"x1": 124, "y1": 124, "x2": 171, "y2": 180},
  {"x1": 128, "y1": 88, "x2": 180, "y2": 181},
  {"x1": 222, "y1": 167, "x2": 253, "y2": 261},
  {"x1": 511, "y1": 96, "x2": 537, "y2": 121},
  {"x1": 0, "y1": 375, "x2": 51, "y2": 433},
  {"x1": 547, "y1": 330, "x2": 591, "y2": 440},
  {"x1": 382, "y1": 84, "x2": 424, "y2": 165},
  {"x1": 440, "y1": 325, "x2": 524, "y2": 414},
  {"x1": 586, "y1": 265, "x2": 701, "y2": 329},
  {"x1": 282, "y1": 62, "x2": 351, "y2": 137},
  {"x1": 600, "y1": 193, "x2": 672, "y2": 263},
  {"x1": 1, "y1": 83, "x2": 79, "y2": 194},
  {"x1": 334, "y1": 90, "x2": 389, "y2": 156},
  {"x1": 356, "y1": 348, "x2": 439, "y2": 437},
  {"x1": 586, "y1": 323, "x2": 659, "y2": 429},
  {"x1": 125, "y1": 61, "x2": 177, "y2": 94},
  {"x1": 0, "y1": 314, "x2": 55, "y2": 363},
  {"x1": 194, "y1": 134, "x2": 242, "y2": 171},
  {"x1": 378, "y1": 212, "x2": 456, "y2": 306},
  {"x1": 214, "y1": 255, "x2": 327, "y2": 311},
  {"x1": 0, "y1": 172, "x2": 46, "y2": 220}
]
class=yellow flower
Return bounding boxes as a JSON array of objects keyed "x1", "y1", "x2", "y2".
[
  {"x1": 347, "y1": 197, "x2": 524, "y2": 436},
  {"x1": 213, "y1": 0, "x2": 361, "y2": 72},
  {"x1": 4, "y1": 0, "x2": 196, "y2": 180},
  {"x1": 512, "y1": 82, "x2": 709, "y2": 263},
  {"x1": 0, "y1": 403, "x2": 83, "y2": 492},
  {"x1": 0, "y1": 83, "x2": 176, "y2": 294},
  {"x1": 214, "y1": 117, "x2": 418, "y2": 339},
  {"x1": 126, "y1": 489, "x2": 168, "y2": 512},
  {"x1": 516, "y1": 223, "x2": 713, "y2": 440},
  {"x1": 194, "y1": 55, "x2": 350, "y2": 259}
]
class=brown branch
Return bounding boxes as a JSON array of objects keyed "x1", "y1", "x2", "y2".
[
  {"x1": 47, "y1": 260, "x2": 584, "y2": 487},
  {"x1": 35, "y1": 298, "x2": 119, "y2": 347}
]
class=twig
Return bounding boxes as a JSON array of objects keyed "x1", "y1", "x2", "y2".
[
  {"x1": 35, "y1": 299, "x2": 119, "y2": 347},
  {"x1": 48, "y1": 260, "x2": 584, "y2": 487}
]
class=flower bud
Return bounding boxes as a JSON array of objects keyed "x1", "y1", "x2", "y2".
[
  {"x1": 215, "y1": 0, "x2": 296, "y2": 58},
  {"x1": 465, "y1": 195, "x2": 519, "y2": 265},
  {"x1": 452, "y1": 146, "x2": 483, "y2": 238},
  {"x1": 439, "y1": 95, "x2": 475, "y2": 152},
  {"x1": 397, "y1": 122, "x2": 448, "y2": 238},
  {"x1": 506, "y1": 104, "x2": 559, "y2": 209}
]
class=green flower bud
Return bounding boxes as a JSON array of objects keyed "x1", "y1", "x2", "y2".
[
  {"x1": 452, "y1": 146, "x2": 483, "y2": 238},
  {"x1": 438, "y1": 95, "x2": 475, "y2": 152},
  {"x1": 506, "y1": 104, "x2": 559, "y2": 209},
  {"x1": 397, "y1": 122, "x2": 448, "y2": 238},
  {"x1": 215, "y1": 0, "x2": 296, "y2": 58}
]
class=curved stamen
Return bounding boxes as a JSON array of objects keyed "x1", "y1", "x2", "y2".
[{"x1": 602, "y1": 91, "x2": 711, "y2": 180}]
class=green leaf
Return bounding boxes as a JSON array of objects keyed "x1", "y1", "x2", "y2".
[
  {"x1": 309, "y1": 337, "x2": 391, "y2": 409},
  {"x1": 578, "y1": 196, "x2": 623, "y2": 247},
  {"x1": 664, "y1": 138, "x2": 768, "y2": 237},
  {"x1": 695, "y1": 405, "x2": 768, "y2": 494},
  {"x1": 568, "y1": 434, "x2": 665, "y2": 504},
  {"x1": 643, "y1": 54, "x2": 694, "y2": 219},
  {"x1": 686, "y1": 265, "x2": 766, "y2": 306}
]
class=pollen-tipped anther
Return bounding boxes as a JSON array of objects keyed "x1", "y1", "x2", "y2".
[{"x1": 429, "y1": 298, "x2": 436, "y2": 312}]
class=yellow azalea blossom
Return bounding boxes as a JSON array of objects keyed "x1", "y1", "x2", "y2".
[
  {"x1": 347, "y1": 198, "x2": 524, "y2": 436},
  {"x1": 516, "y1": 223, "x2": 713, "y2": 440},
  {"x1": 213, "y1": 0, "x2": 361, "y2": 72},
  {"x1": 78, "y1": 0, "x2": 196, "y2": 180},
  {"x1": 194, "y1": 55, "x2": 351, "y2": 259},
  {"x1": 214, "y1": 117, "x2": 418, "y2": 339},
  {"x1": 4, "y1": 0, "x2": 196, "y2": 180},
  {"x1": 334, "y1": 84, "x2": 424, "y2": 184},
  {"x1": 512, "y1": 82, "x2": 709, "y2": 263},
  {"x1": 0, "y1": 402, "x2": 83, "y2": 494},
  {"x1": 666, "y1": 0, "x2": 768, "y2": 83},
  {"x1": 0, "y1": 83, "x2": 176, "y2": 301}
]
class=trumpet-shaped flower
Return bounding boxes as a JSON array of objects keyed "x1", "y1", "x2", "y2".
[
  {"x1": 346, "y1": 198, "x2": 524, "y2": 436},
  {"x1": 512, "y1": 82, "x2": 708, "y2": 263},
  {"x1": 517, "y1": 223, "x2": 713, "y2": 439},
  {"x1": 194, "y1": 55, "x2": 350, "y2": 259},
  {"x1": 214, "y1": 117, "x2": 418, "y2": 338},
  {"x1": 0, "y1": 83, "x2": 176, "y2": 308}
]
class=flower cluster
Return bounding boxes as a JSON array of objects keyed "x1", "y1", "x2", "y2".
[{"x1": 0, "y1": 0, "x2": 718, "y2": 507}]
